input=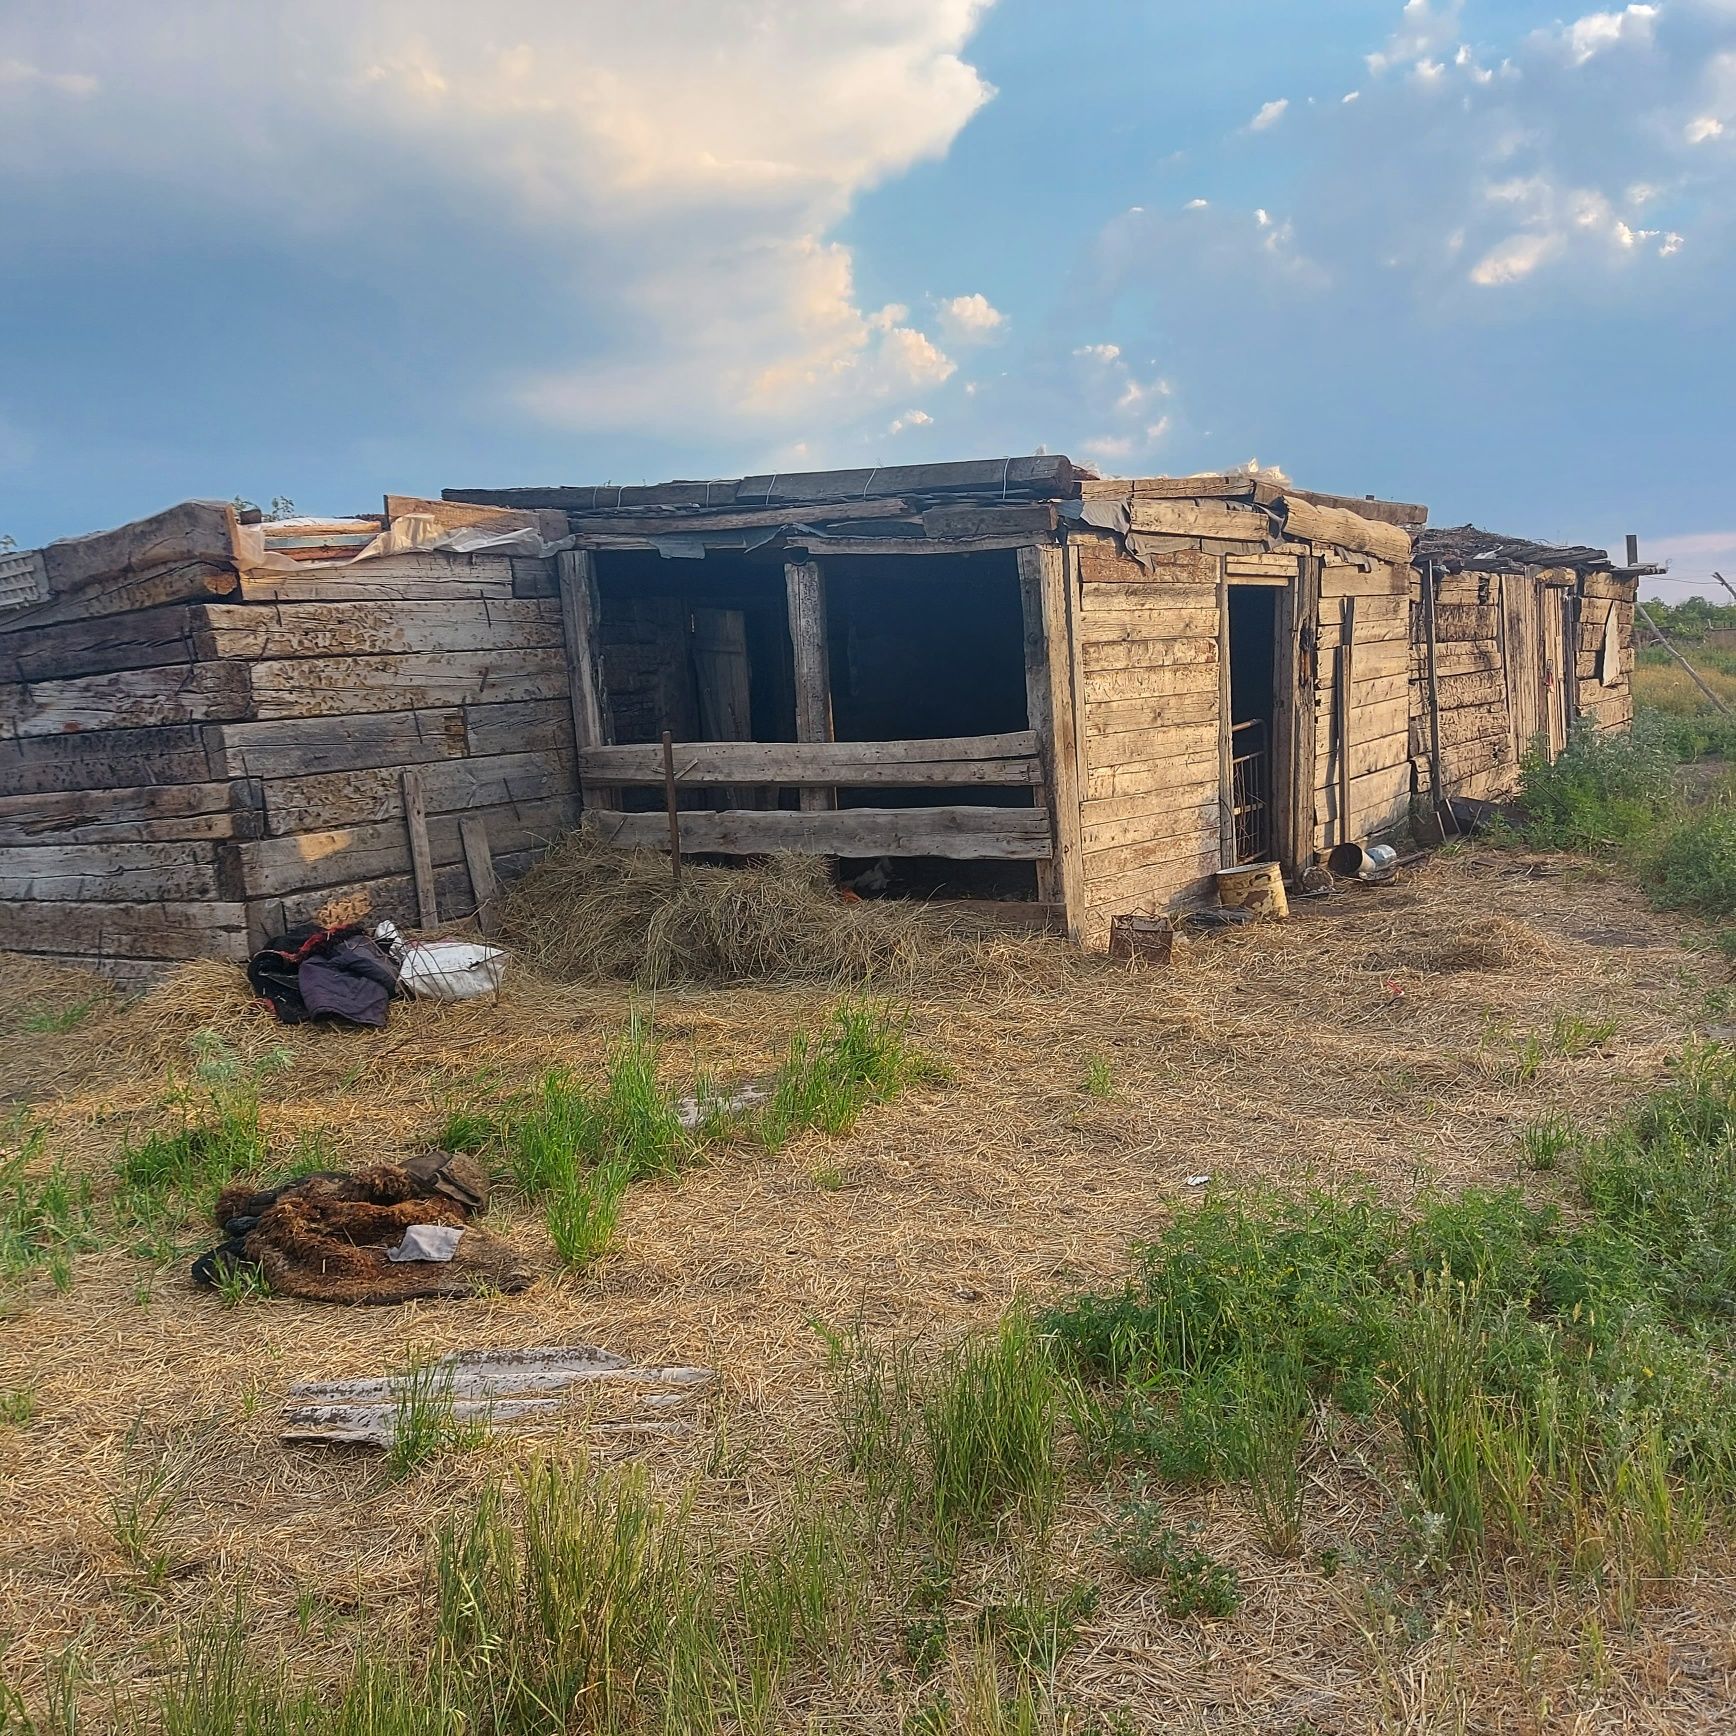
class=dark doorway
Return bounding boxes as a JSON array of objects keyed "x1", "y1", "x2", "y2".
[{"x1": 1227, "y1": 586, "x2": 1280, "y2": 864}]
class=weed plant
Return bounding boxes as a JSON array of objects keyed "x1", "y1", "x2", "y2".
[
  {"x1": 0, "y1": 1116, "x2": 96, "y2": 1287},
  {"x1": 1043, "y1": 1050, "x2": 1736, "y2": 1575}
]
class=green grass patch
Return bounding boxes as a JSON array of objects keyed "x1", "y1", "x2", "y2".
[
  {"x1": 115, "y1": 1032, "x2": 291, "y2": 1235},
  {"x1": 1041, "y1": 1051, "x2": 1736, "y2": 1575},
  {"x1": 497, "y1": 1002, "x2": 939, "y2": 1268},
  {"x1": 0, "y1": 1115, "x2": 96, "y2": 1289}
]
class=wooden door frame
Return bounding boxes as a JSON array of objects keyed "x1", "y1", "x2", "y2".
[{"x1": 1217, "y1": 561, "x2": 1317, "y2": 878}]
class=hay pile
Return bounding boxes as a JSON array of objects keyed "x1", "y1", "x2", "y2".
[
  {"x1": 501, "y1": 836, "x2": 995, "y2": 990},
  {"x1": 1387, "y1": 912, "x2": 1568, "y2": 976}
]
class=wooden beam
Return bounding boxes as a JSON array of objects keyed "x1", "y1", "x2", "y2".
[
  {"x1": 1275, "y1": 553, "x2": 1319, "y2": 879},
  {"x1": 556, "y1": 549, "x2": 618, "y2": 810},
  {"x1": 1022, "y1": 543, "x2": 1086, "y2": 942},
  {"x1": 1019, "y1": 550, "x2": 1060, "y2": 905},
  {"x1": 586, "y1": 805, "x2": 1052, "y2": 861},
  {"x1": 1217, "y1": 567, "x2": 1236, "y2": 867},
  {"x1": 401, "y1": 768, "x2": 438, "y2": 929},
  {"x1": 1336, "y1": 597, "x2": 1356, "y2": 847},
  {"x1": 458, "y1": 814, "x2": 500, "y2": 935},
  {"x1": 580, "y1": 732, "x2": 1039, "y2": 787},
  {"x1": 1419, "y1": 561, "x2": 1448, "y2": 827},
  {"x1": 785, "y1": 559, "x2": 834, "y2": 813}
]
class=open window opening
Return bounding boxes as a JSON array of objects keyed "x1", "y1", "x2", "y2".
[
  {"x1": 1227, "y1": 585, "x2": 1280, "y2": 865},
  {"x1": 593, "y1": 551, "x2": 796, "y2": 814},
  {"x1": 823, "y1": 551, "x2": 1040, "y2": 903}
]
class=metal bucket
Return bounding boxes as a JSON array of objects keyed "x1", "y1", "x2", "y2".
[{"x1": 1213, "y1": 861, "x2": 1289, "y2": 920}]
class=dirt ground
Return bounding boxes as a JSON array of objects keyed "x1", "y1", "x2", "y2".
[{"x1": 2, "y1": 848, "x2": 1733, "y2": 1734}]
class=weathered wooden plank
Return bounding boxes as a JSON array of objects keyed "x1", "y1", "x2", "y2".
[
  {"x1": 1316, "y1": 562, "x2": 1410, "y2": 600},
  {"x1": 786, "y1": 560, "x2": 834, "y2": 815},
  {"x1": 1082, "y1": 813, "x2": 1220, "y2": 881},
  {"x1": 248, "y1": 649, "x2": 566, "y2": 720},
  {"x1": 2, "y1": 604, "x2": 204, "y2": 683},
  {"x1": 401, "y1": 769, "x2": 438, "y2": 929},
  {"x1": 1081, "y1": 663, "x2": 1221, "y2": 702},
  {"x1": 1226, "y1": 553, "x2": 1301, "y2": 579},
  {"x1": 1313, "y1": 676, "x2": 1410, "y2": 718},
  {"x1": 263, "y1": 751, "x2": 574, "y2": 834},
  {"x1": 1082, "y1": 854, "x2": 1219, "y2": 916},
  {"x1": 586, "y1": 805, "x2": 1051, "y2": 861},
  {"x1": 1281, "y1": 498, "x2": 1413, "y2": 565},
  {"x1": 1024, "y1": 543, "x2": 1084, "y2": 939},
  {"x1": 556, "y1": 549, "x2": 611, "y2": 817},
  {"x1": 1081, "y1": 789, "x2": 1220, "y2": 853},
  {"x1": 1316, "y1": 762, "x2": 1413, "y2": 831},
  {"x1": 0, "y1": 897, "x2": 247, "y2": 960},
  {"x1": 1085, "y1": 691, "x2": 1217, "y2": 733},
  {"x1": 579, "y1": 733, "x2": 1040, "y2": 787},
  {"x1": 1084, "y1": 719, "x2": 1221, "y2": 774},
  {"x1": 207, "y1": 709, "x2": 469, "y2": 780},
  {"x1": 0, "y1": 841, "x2": 224, "y2": 902},
  {"x1": 237, "y1": 553, "x2": 516, "y2": 604},
  {"x1": 1079, "y1": 775, "x2": 1218, "y2": 829},
  {"x1": 450, "y1": 455, "x2": 1077, "y2": 513},
  {"x1": 40, "y1": 501, "x2": 238, "y2": 594},
  {"x1": 237, "y1": 798, "x2": 576, "y2": 897},
  {"x1": 1128, "y1": 500, "x2": 1271, "y2": 540},
  {"x1": 1079, "y1": 637, "x2": 1219, "y2": 676},
  {"x1": 464, "y1": 698, "x2": 573, "y2": 758},
  {"x1": 922, "y1": 503, "x2": 1057, "y2": 541},
  {"x1": 201, "y1": 598, "x2": 563, "y2": 661},
  {"x1": 1434, "y1": 604, "x2": 1502, "y2": 638},
  {"x1": 1433, "y1": 706, "x2": 1519, "y2": 751},
  {"x1": 1287, "y1": 487, "x2": 1427, "y2": 529},
  {"x1": 0, "y1": 780, "x2": 260, "y2": 846},
  {"x1": 459, "y1": 815, "x2": 501, "y2": 936},
  {"x1": 0, "y1": 724, "x2": 215, "y2": 796},
  {"x1": 0, "y1": 561, "x2": 239, "y2": 631},
  {"x1": 1078, "y1": 542, "x2": 1221, "y2": 586},
  {"x1": 1076, "y1": 582, "x2": 1221, "y2": 618},
  {"x1": 1077, "y1": 610, "x2": 1221, "y2": 645},
  {"x1": 0, "y1": 662, "x2": 251, "y2": 738}
]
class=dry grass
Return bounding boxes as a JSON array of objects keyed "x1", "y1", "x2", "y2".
[
  {"x1": 1, "y1": 850, "x2": 1732, "y2": 1731},
  {"x1": 500, "y1": 834, "x2": 1030, "y2": 992}
]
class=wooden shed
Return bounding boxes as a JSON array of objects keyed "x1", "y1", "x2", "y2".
[
  {"x1": 445, "y1": 457, "x2": 1428, "y2": 949},
  {"x1": 0, "y1": 456, "x2": 1640, "y2": 979},
  {"x1": 0, "y1": 498, "x2": 578, "y2": 986},
  {"x1": 1409, "y1": 526, "x2": 1640, "y2": 809}
]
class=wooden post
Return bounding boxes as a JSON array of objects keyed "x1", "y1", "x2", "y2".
[
  {"x1": 1419, "y1": 561, "x2": 1448, "y2": 822},
  {"x1": 458, "y1": 815, "x2": 499, "y2": 936},
  {"x1": 661, "y1": 729, "x2": 683, "y2": 887},
  {"x1": 785, "y1": 559, "x2": 834, "y2": 812},
  {"x1": 1216, "y1": 569, "x2": 1236, "y2": 867},
  {"x1": 1017, "y1": 543, "x2": 1086, "y2": 943},
  {"x1": 1335, "y1": 597, "x2": 1356, "y2": 848},
  {"x1": 400, "y1": 768, "x2": 438, "y2": 930},
  {"x1": 556, "y1": 549, "x2": 617, "y2": 812},
  {"x1": 1715, "y1": 571, "x2": 1736, "y2": 608},
  {"x1": 1284, "y1": 555, "x2": 1322, "y2": 877},
  {"x1": 1636, "y1": 601, "x2": 1732, "y2": 715},
  {"x1": 1626, "y1": 533, "x2": 1640, "y2": 569}
]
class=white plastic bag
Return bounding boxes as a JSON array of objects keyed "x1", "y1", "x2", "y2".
[{"x1": 399, "y1": 941, "x2": 509, "y2": 1002}]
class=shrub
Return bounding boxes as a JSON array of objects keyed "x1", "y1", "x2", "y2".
[{"x1": 1507, "y1": 726, "x2": 1673, "y2": 853}]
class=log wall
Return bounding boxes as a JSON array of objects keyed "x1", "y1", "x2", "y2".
[
  {"x1": 0, "y1": 532, "x2": 576, "y2": 986},
  {"x1": 1069, "y1": 536, "x2": 1224, "y2": 946},
  {"x1": 1409, "y1": 566, "x2": 1636, "y2": 807},
  {"x1": 1315, "y1": 556, "x2": 1416, "y2": 851}
]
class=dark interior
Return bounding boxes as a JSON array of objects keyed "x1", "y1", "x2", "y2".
[
  {"x1": 591, "y1": 546, "x2": 1040, "y2": 900},
  {"x1": 1227, "y1": 585, "x2": 1279, "y2": 864}
]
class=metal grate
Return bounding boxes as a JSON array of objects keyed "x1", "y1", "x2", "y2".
[
  {"x1": 0, "y1": 548, "x2": 47, "y2": 614},
  {"x1": 1230, "y1": 718, "x2": 1270, "y2": 866}
]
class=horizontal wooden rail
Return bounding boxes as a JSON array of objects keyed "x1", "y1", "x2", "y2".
[
  {"x1": 579, "y1": 731, "x2": 1040, "y2": 788},
  {"x1": 585, "y1": 805, "x2": 1053, "y2": 861}
]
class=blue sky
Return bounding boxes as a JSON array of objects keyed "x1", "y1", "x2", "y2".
[{"x1": 2, "y1": 1, "x2": 1733, "y2": 594}]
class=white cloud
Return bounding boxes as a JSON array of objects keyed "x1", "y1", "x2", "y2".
[
  {"x1": 1543, "y1": 5, "x2": 1660, "y2": 68},
  {"x1": 887, "y1": 408, "x2": 933, "y2": 434},
  {"x1": 1249, "y1": 98, "x2": 1289, "y2": 131},
  {"x1": 0, "y1": 56, "x2": 97, "y2": 96},
  {"x1": 0, "y1": 0, "x2": 995, "y2": 446},
  {"x1": 935, "y1": 291, "x2": 1006, "y2": 341},
  {"x1": 1688, "y1": 115, "x2": 1726, "y2": 141},
  {"x1": 1185, "y1": 197, "x2": 1210, "y2": 209},
  {"x1": 1073, "y1": 343, "x2": 1121, "y2": 362},
  {"x1": 1470, "y1": 231, "x2": 1562, "y2": 285},
  {"x1": 1342, "y1": 90, "x2": 1362, "y2": 103}
]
